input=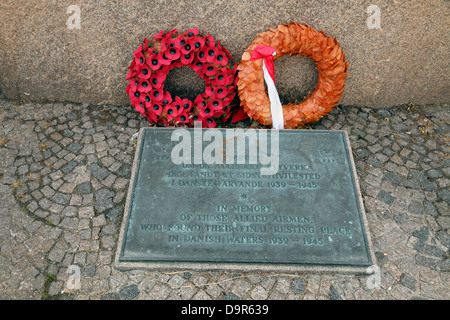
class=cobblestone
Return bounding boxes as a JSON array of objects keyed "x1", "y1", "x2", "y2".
[{"x1": 0, "y1": 100, "x2": 448, "y2": 300}]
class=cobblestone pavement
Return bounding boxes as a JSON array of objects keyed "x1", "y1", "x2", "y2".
[{"x1": 0, "y1": 98, "x2": 448, "y2": 300}]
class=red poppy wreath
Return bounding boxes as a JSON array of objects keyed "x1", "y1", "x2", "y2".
[{"x1": 126, "y1": 28, "x2": 238, "y2": 128}]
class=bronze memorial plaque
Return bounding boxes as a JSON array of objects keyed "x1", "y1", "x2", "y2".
[{"x1": 116, "y1": 127, "x2": 375, "y2": 273}]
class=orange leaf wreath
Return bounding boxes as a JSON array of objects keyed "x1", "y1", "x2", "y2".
[{"x1": 237, "y1": 22, "x2": 349, "y2": 129}]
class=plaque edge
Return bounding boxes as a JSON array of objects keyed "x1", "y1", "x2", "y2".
[
  {"x1": 115, "y1": 127, "x2": 147, "y2": 268},
  {"x1": 114, "y1": 260, "x2": 373, "y2": 275},
  {"x1": 340, "y1": 129, "x2": 377, "y2": 268}
]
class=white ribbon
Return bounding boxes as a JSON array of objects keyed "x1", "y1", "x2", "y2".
[{"x1": 262, "y1": 52, "x2": 284, "y2": 130}]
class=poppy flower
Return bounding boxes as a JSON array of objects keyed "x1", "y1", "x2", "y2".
[
  {"x1": 183, "y1": 28, "x2": 199, "y2": 38},
  {"x1": 189, "y1": 37, "x2": 205, "y2": 52},
  {"x1": 150, "y1": 73, "x2": 164, "y2": 89},
  {"x1": 213, "y1": 51, "x2": 228, "y2": 66},
  {"x1": 165, "y1": 47, "x2": 181, "y2": 60},
  {"x1": 157, "y1": 52, "x2": 172, "y2": 66},
  {"x1": 127, "y1": 84, "x2": 137, "y2": 103},
  {"x1": 215, "y1": 70, "x2": 233, "y2": 86},
  {"x1": 128, "y1": 81, "x2": 143, "y2": 104},
  {"x1": 147, "y1": 55, "x2": 162, "y2": 70},
  {"x1": 150, "y1": 102, "x2": 163, "y2": 116},
  {"x1": 145, "y1": 49, "x2": 157, "y2": 62},
  {"x1": 204, "y1": 34, "x2": 215, "y2": 47},
  {"x1": 163, "y1": 36, "x2": 179, "y2": 52},
  {"x1": 222, "y1": 46, "x2": 233, "y2": 61},
  {"x1": 137, "y1": 90, "x2": 148, "y2": 103},
  {"x1": 180, "y1": 52, "x2": 194, "y2": 65},
  {"x1": 204, "y1": 117, "x2": 217, "y2": 128},
  {"x1": 214, "y1": 86, "x2": 228, "y2": 99},
  {"x1": 205, "y1": 47, "x2": 219, "y2": 63},
  {"x1": 181, "y1": 98, "x2": 192, "y2": 112},
  {"x1": 145, "y1": 48, "x2": 157, "y2": 60},
  {"x1": 134, "y1": 51, "x2": 146, "y2": 67},
  {"x1": 180, "y1": 42, "x2": 194, "y2": 55},
  {"x1": 215, "y1": 40, "x2": 233, "y2": 61},
  {"x1": 161, "y1": 91, "x2": 173, "y2": 106},
  {"x1": 160, "y1": 37, "x2": 170, "y2": 52},
  {"x1": 153, "y1": 30, "x2": 165, "y2": 40},
  {"x1": 197, "y1": 47, "x2": 209, "y2": 63},
  {"x1": 195, "y1": 95, "x2": 207, "y2": 110},
  {"x1": 172, "y1": 96, "x2": 183, "y2": 112},
  {"x1": 205, "y1": 86, "x2": 215, "y2": 97},
  {"x1": 138, "y1": 79, "x2": 152, "y2": 93},
  {"x1": 208, "y1": 99, "x2": 223, "y2": 111},
  {"x1": 174, "y1": 35, "x2": 187, "y2": 48},
  {"x1": 150, "y1": 88, "x2": 164, "y2": 101},
  {"x1": 147, "y1": 47, "x2": 157, "y2": 57},
  {"x1": 138, "y1": 66, "x2": 151, "y2": 79},
  {"x1": 175, "y1": 112, "x2": 190, "y2": 124},
  {"x1": 128, "y1": 79, "x2": 139, "y2": 92},
  {"x1": 134, "y1": 101, "x2": 146, "y2": 117},
  {"x1": 203, "y1": 64, "x2": 219, "y2": 77},
  {"x1": 163, "y1": 104, "x2": 177, "y2": 120},
  {"x1": 131, "y1": 89, "x2": 146, "y2": 104},
  {"x1": 143, "y1": 94, "x2": 152, "y2": 106},
  {"x1": 198, "y1": 106, "x2": 213, "y2": 119},
  {"x1": 190, "y1": 61, "x2": 204, "y2": 74}
]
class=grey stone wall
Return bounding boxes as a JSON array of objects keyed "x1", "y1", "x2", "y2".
[{"x1": 0, "y1": 0, "x2": 448, "y2": 108}]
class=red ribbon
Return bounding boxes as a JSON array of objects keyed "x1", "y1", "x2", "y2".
[{"x1": 251, "y1": 45, "x2": 277, "y2": 83}]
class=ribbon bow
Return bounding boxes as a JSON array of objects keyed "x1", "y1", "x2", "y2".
[{"x1": 251, "y1": 45, "x2": 284, "y2": 129}]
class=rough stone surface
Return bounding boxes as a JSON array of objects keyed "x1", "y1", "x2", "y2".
[
  {"x1": 119, "y1": 284, "x2": 140, "y2": 300},
  {"x1": 0, "y1": 1, "x2": 448, "y2": 109},
  {"x1": 0, "y1": 98, "x2": 448, "y2": 300}
]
